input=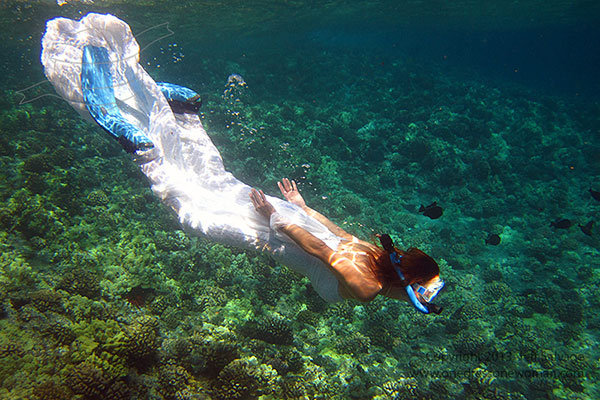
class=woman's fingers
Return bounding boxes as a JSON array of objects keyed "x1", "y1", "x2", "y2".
[
  {"x1": 283, "y1": 178, "x2": 292, "y2": 192},
  {"x1": 249, "y1": 188, "x2": 258, "y2": 206},
  {"x1": 250, "y1": 188, "x2": 263, "y2": 207},
  {"x1": 278, "y1": 179, "x2": 291, "y2": 195},
  {"x1": 251, "y1": 188, "x2": 269, "y2": 204},
  {"x1": 291, "y1": 180, "x2": 298, "y2": 192},
  {"x1": 280, "y1": 178, "x2": 294, "y2": 193},
  {"x1": 250, "y1": 188, "x2": 276, "y2": 218}
]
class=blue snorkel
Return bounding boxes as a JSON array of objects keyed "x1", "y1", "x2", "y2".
[{"x1": 378, "y1": 234, "x2": 444, "y2": 315}]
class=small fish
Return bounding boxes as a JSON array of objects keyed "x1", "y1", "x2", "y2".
[
  {"x1": 579, "y1": 221, "x2": 594, "y2": 236},
  {"x1": 550, "y1": 218, "x2": 572, "y2": 229},
  {"x1": 485, "y1": 233, "x2": 501, "y2": 245},
  {"x1": 590, "y1": 188, "x2": 600, "y2": 202},
  {"x1": 419, "y1": 202, "x2": 443, "y2": 219}
]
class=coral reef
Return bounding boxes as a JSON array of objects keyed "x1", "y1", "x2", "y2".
[
  {"x1": 56, "y1": 267, "x2": 102, "y2": 299},
  {"x1": 212, "y1": 356, "x2": 281, "y2": 400},
  {"x1": 107, "y1": 315, "x2": 161, "y2": 364},
  {"x1": 68, "y1": 359, "x2": 130, "y2": 400},
  {"x1": 32, "y1": 381, "x2": 72, "y2": 400},
  {"x1": 239, "y1": 313, "x2": 294, "y2": 345}
]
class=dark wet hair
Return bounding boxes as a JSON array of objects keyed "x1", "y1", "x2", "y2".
[
  {"x1": 372, "y1": 246, "x2": 439, "y2": 286},
  {"x1": 398, "y1": 248, "x2": 440, "y2": 284}
]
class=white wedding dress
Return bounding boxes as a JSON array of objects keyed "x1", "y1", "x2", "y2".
[{"x1": 41, "y1": 13, "x2": 344, "y2": 302}]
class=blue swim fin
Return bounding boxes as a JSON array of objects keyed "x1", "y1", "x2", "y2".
[{"x1": 81, "y1": 45, "x2": 153, "y2": 153}]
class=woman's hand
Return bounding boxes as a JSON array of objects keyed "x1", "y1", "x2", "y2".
[
  {"x1": 249, "y1": 188, "x2": 276, "y2": 219},
  {"x1": 277, "y1": 178, "x2": 306, "y2": 208}
]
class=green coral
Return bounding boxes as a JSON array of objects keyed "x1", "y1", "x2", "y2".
[
  {"x1": 32, "y1": 381, "x2": 72, "y2": 400},
  {"x1": 483, "y1": 281, "x2": 512, "y2": 301},
  {"x1": 189, "y1": 335, "x2": 240, "y2": 378},
  {"x1": 0, "y1": 23, "x2": 598, "y2": 400},
  {"x1": 334, "y1": 331, "x2": 371, "y2": 356},
  {"x1": 213, "y1": 356, "x2": 281, "y2": 400},
  {"x1": 466, "y1": 365, "x2": 497, "y2": 397},
  {"x1": 158, "y1": 361, "x2": 191, "y2": 399},
  {"x1": 56, "y1": 267, "x2": 102, "y2": 299},
  {"x1": 378, "y1": 377, "x2": 421, "y2": 400},
  {"x1": 10, "y1": 289, "x2": 65, "y2": 313},
  {"x1": 86, "y1": 189, "x2": 110, "y2": 206},
  {"x1": 240, "y1": 313, "x2": 294, "y2": 345},
  {"x1": 22, "y1": 153, "x2": 53, "y2": 174},
  {"x1": 453, "y1": 330, "x2": 487, "y2": 355},
  {"x1": 106, "y1": 315, "x2": 160, "y2": 364},
  {"x1": 68, "y1": 359, "x2": 130, "y2": 400},
  {"x1": 42, "y1": 318, "x2": 76, "y2": 345},
  {"x1": 50, "y1": 146, "x2": 76, "y2": 168}
]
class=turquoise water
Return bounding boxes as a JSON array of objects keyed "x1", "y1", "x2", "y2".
[{"x1": 1, "y1": 1, "x2": 599, "y2": 399}]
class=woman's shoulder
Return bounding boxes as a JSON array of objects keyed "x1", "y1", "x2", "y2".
[
  {"x1": 353, "y1": 236, "x2": 383, "y2": 254},
  {"x1": 336, "y1": 237, "x2": 384, "y2": 266}
]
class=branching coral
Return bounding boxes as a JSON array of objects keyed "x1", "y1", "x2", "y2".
[
  {"x1": 195, "y1": 338, "x2": 240, "y2": 378},
  {"x1": 239, "y1": 313, "x2": 294, "y2": 345},
  {"x1": 378, "y1": 377, "x2": 421, "y2": 400},
  {"x1": 115, "y1": 315, "x2": 160, "y2": 363},
  {"x1": 22, "y1": 153, "x2": 54, "y2": 174},
  {"x1": 212, "y1": 356, "x2": 281, "y2": 400},
  {"x1": 453, "y1": 330, "x2": 487, "y2": 355},
  {"x1": 29, "y1": 289, "x2": 64, "y2": 313},
  {"x1": 68, "y1": 359, "x2": 130, "y2": 400},
  {"x1": 86, "y1": 189, "x2": 110, "y2": 206},
  {"x1": 483, "y1": 281, "x2": 512, "y2": 302},
  {"x1": 334, "y1": 331, "x2": 371, "y2": 356},
  {"x1": 43, "y1": 318, "x2": 76, "y2": 345},
  {"x1": 0, "y1": 30, "x2": 598, "y2": 400},
  {"x1": 158, "y1": 360, "x2": 191, "y2": 399},
  {"x1": 56, "y1": 267, "x2": 102, "y2": 299},
  {"x1": 32, "y1": 380, "x2": 72, "y2": 400}
]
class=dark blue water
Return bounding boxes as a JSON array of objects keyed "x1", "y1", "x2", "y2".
[{"x1": 296, "y1": 23, "x2": 600, "y2": 99}]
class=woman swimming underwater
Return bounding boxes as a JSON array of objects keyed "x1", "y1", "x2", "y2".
[
  {"x1": 250, "y1": 181, "x2": 444, "y2": 313},
  {"x1": 40, "y1": 13, "x2": 444, "y2": 314}
]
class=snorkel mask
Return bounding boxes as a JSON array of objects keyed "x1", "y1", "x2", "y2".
[{"x1": 378, "y1": 234, "x2": 445, "y2": 314}]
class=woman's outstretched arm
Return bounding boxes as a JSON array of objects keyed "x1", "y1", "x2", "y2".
[
  {"x1": 279, "y1": 224, "x2": 382, "y2": 302},
  {"x1": 249, "y1": 188, "x2": 381, "y2": 302},
  {"x1": 277, "y1": 178, "x2": 353, "y2": 240}
]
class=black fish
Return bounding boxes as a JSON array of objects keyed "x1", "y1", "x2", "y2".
[
  {"x1": 419, "y1": 202, "x2": 443, "y2": 219},
  {"x1": 550, "y1": 218, "x2": 572, "y2": 229},
  {"x1": 485, "y1": 234, "x2": 501, "y2": 245},
  {"x1": 579, "y1": 221, "x2": 594, "y2": 236},
  {"x1": 590, "y1": 188, "x2": 600, "y2": 202}
]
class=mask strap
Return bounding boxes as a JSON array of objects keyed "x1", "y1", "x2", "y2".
[{"x1": 390, "y1": 253, "x2": 430, "y2": 314}]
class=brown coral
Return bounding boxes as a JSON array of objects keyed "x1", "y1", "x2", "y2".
[
  {"x1": 22, "y1": 153, "x2": 53, "y2": 173},
  {"x1": 69, "y1": 359, "x2": 131, "y2": 400},
  {"x1": 213, "y1": 357, "x2": 280, "y2": 400},
  {"x1": 86, "y1": 189, "x2": 110, "y2": 206},
  {"x1": 43, "y1": 319, "x2": 76, "y2": 345},
  {"x1": 12, "y1": 289, "x2": 65, "y2": 313},
  {"x1": 57, "y1": 267, "x2": 102, "y2": 299},
  {"x1": 239, "y1": 313, "x2": 294, "y2": 345},
  {"x1": 158, "y1": 361, "x2": 191, "y2": 399},
  {"x1": 334, "y1": 331, "x2": 371, "y2": 355},
  {"x1": 32, "y1": 381, "x2": 72, "y2": 400},
  {"x1": 109, "y1": 315, "x2": 160, "y2": 364},
  {"x1": 380, "y1": 377, "x2": 420, "y2": 400}
]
